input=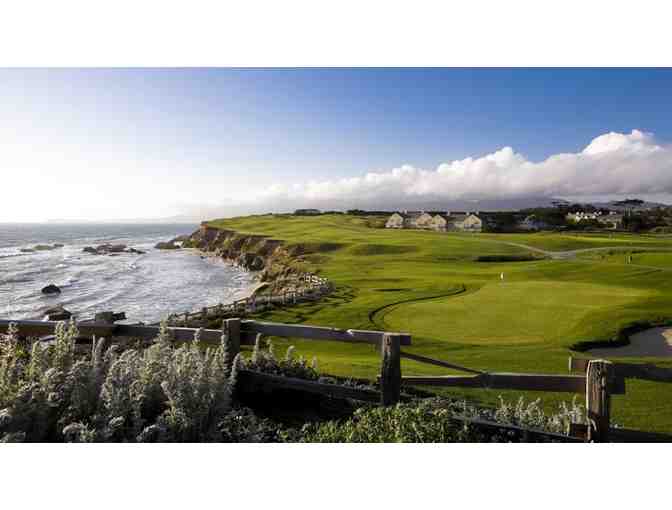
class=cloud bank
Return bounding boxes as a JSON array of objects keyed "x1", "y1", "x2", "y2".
[{"x1": 180, "y1": 130, "x2": 672, "y2": 219}]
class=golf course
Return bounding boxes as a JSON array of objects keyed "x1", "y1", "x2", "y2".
[{"x1": 207, "y1": 213, "x2": 672, "y2": 432}]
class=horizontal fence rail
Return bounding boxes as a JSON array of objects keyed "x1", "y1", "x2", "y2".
[
  {"x1": 400, "y1": 373, "x2": 594, "y2": 393},
  {"x1": 238, "y1": 370, "x2": 381, "y2": 403},
  {"x1": 400, "y1": 350, "x2": 486, "y2": 375},
  {"x1": 570, "y1": 356, "x2": 672, "y2": 383},
  {"x1": 241, "y1": 320, "x2": 411, "y2": 346},
  {"x1": 0, "y1": 318, "x2": 406, "y2": 347},
  {"x1": 166, "y1": 272, "x2": 333, "y2": 327}
]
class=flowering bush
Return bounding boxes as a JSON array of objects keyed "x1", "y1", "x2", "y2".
[{"x1": 0, "y1": 320, "x2": 268, "y2": 442}]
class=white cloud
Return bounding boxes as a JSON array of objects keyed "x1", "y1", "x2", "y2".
[{"x1": 240, "y1": 129, "x2": 672, "y2": 211}]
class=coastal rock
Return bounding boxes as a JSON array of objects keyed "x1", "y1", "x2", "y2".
[
  {"x1": 45, "y1": 305, "x2": 72, "y2": 321},
  {"x1": 41, "y1": 284, "x2": 61, "y2": 295},
  {"x1": 96, "y1": 243, "x2": 127, "y2": 253},
  {"x1": 249, "y1": 255, "x2": 265, "y2": 271},
  {"x1": 236, "y1": 253, "x2": 265, "y2": 271},
  {"x1": 21, "y1": 243, "x2": 63, "y2": 253},
  {"x1": 108, "y1": 244, "x2": 127, "y2": 253},
  {"x1": 83, "y1": 244, "x2": 144, "y2": 255},
  {"x1": 34, "y1": 244, "x2": 62, "y2": 251},
  {"x1": 155, "y1": 241, "x2": 180, "y2": 250}
]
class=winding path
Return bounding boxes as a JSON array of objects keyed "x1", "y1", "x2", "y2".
[{"x1": 481, "y1": 239, "x2": 672, "y2": 260}]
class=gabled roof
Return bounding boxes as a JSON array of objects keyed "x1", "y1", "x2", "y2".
[
  {"x1": 449, "y1": 212, "x2": 483, "y2": 222},
  {"x1": 448, "y1": 213, "x2": 469, "y2": 222},
  {"x1": 393, "y1": 211, "x2": 430, "y2": 219}
]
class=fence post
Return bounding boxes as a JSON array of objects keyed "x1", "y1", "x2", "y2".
[
  {"x1": 380, "y1": 333, "x2": 401, "y2": 406},
  {"x1": 586, "y1": 359, "x2": 614, "y2": 442},
  {"x1": 225, "y1": 318, "x2": 241, "y2": 362}
]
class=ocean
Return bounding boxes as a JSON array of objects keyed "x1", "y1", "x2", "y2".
[{"x1": 0, "y1": 223, "x2": 256, "y2": 323}]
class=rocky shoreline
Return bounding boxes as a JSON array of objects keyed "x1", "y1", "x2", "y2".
[
  {"x1": 156, "y1": 222, "x2": 334, "y2": 326},
  {"x1": 163, "y1": 223, "x2": 309, "y2": 282}
]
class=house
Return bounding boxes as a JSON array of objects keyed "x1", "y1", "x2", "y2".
[
  {"x1": 430, "y1": 211, "x2": 483, "y2": 232},
  {"x1": 597, "y1": 212, "x2": 624, "y2": 229},
  {"x1": 385, "y1": 211, "x2": 433, "y2": 229},
  {"x1": 387, "y1": 210, "x2": 484, "y2": 232},
  {"x1": 385, "y1": 212, "x2": 406, "y2": 229},
  {"x1": 294, "y1": 209, "x2": 321, "y2": 216},
  {"x1": 566, "y1": 211, "x2": 602, "y2": 223},
  {"x1": 430, "y1": 213, "x2": 449, "y2": 231},
  {"x1": 457, "y1": 212, "x2": 484, "y2": 232},
  {"x1": 518, "y1": 214, "x2": 547, "y2": 231},
  {"x1": 413, "y1": 212, "x2": 434, "y2": 229}
]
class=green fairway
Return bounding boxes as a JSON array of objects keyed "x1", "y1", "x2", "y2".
[{"x1": 207, "y1": 214, "x2": 672, "y2": 432}]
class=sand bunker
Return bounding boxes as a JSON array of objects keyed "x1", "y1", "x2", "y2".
[{"x1": 589, "y1": 327, "x2": 672, "y2": 358}]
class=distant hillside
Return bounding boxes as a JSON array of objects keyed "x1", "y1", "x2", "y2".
[{"x1": 589, "y1": 199, "x2": 671, "y2": 211}]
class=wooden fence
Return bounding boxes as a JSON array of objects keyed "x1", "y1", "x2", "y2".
[
  {"x1": 166, "y1": 273, "x2": 332, "y2": 326},
  {"x1": 2, "y1": 315, "x2": 672, "y2": 442}
]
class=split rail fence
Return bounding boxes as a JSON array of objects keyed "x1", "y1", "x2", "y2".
[
  {"x1": 167, "y1": 273, "x2": 332, "y2": 326},
  {"x1": 2, "y1": 316, "x2": 672, "y2": 442}
]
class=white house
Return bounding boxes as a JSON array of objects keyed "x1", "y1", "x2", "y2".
[
  {"x1": 597, "y1": 212, "x2": 624, "y2": 229},
  {"x1": 566, "y1": 211, "x2": 602, "y2": 222},
  {"x1": 385, "y1": 211, "x2": 434, "y2": 229},
  {"x1": 385, "y1": 212, "x2": 406, "y2": 229},
  {"x1": 429, "y1": 212, "x2": 483, "y2": 232}
]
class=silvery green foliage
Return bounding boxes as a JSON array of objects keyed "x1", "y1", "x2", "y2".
[
  {"x1": 493, "y1": 396, "x2": 587, "y2": 434},
  {"x1": 295, "y1": 397, "x2": 588, "y2": 443},
  {"x1": 240, "y1": 336, "x2": 319, "y2": 381},
  {"x1": 0, "y1": 319, "x2": 252, "y2": 442},
  {"x1": 62, "y1": 422, "x2": 96, "y2": 443}
]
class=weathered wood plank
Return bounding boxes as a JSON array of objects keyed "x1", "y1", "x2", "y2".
[
  {"x1": 115, "y1": 324, "x2": 222, "y2": 344},
  {"x1": 240, "y1": 320, "x2": 411, "y2": 346},
  {"x1": 0, "y1": 319, "x2": 116, "y2": 339},
  {"x1": 3, "y1": 318, "x2": 411, "y2": 351},
  {"x1": 401, "y1": 373, "x2": 592, "y2": 393},
  {"x1": 225, "y1": 318, "x2": 240, "y2": 366},
  {"x1": 402, "y1": 374, "x2": 486, "y2": 388},
  {"x1": 380, "y1": 334, "x2": 402, "y2": 406},
  {"x1": 586, "y1": 360, "x2": 614, "y2": 442},
  {"x1": 570, "y1": 356, "x2": 672, "y2": 383},
  {"x1": 237, "y1": 370, "x2": 381, "y2": 402},
  {"x1": 400, "y1": 350, "x2": 485, "y2": 375}
]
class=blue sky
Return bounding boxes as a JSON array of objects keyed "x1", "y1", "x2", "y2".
[{"x1": 2, "y1": 68, "x2": 672, "y2": 221}]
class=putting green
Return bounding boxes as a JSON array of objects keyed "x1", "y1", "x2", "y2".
[{"x1": 382, "y1": 280, "x2": 651, "y2": 345}]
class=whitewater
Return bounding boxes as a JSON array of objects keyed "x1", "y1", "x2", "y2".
[{"x1": 0, "y1": 223, "x2": 256, "y2": 323}]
